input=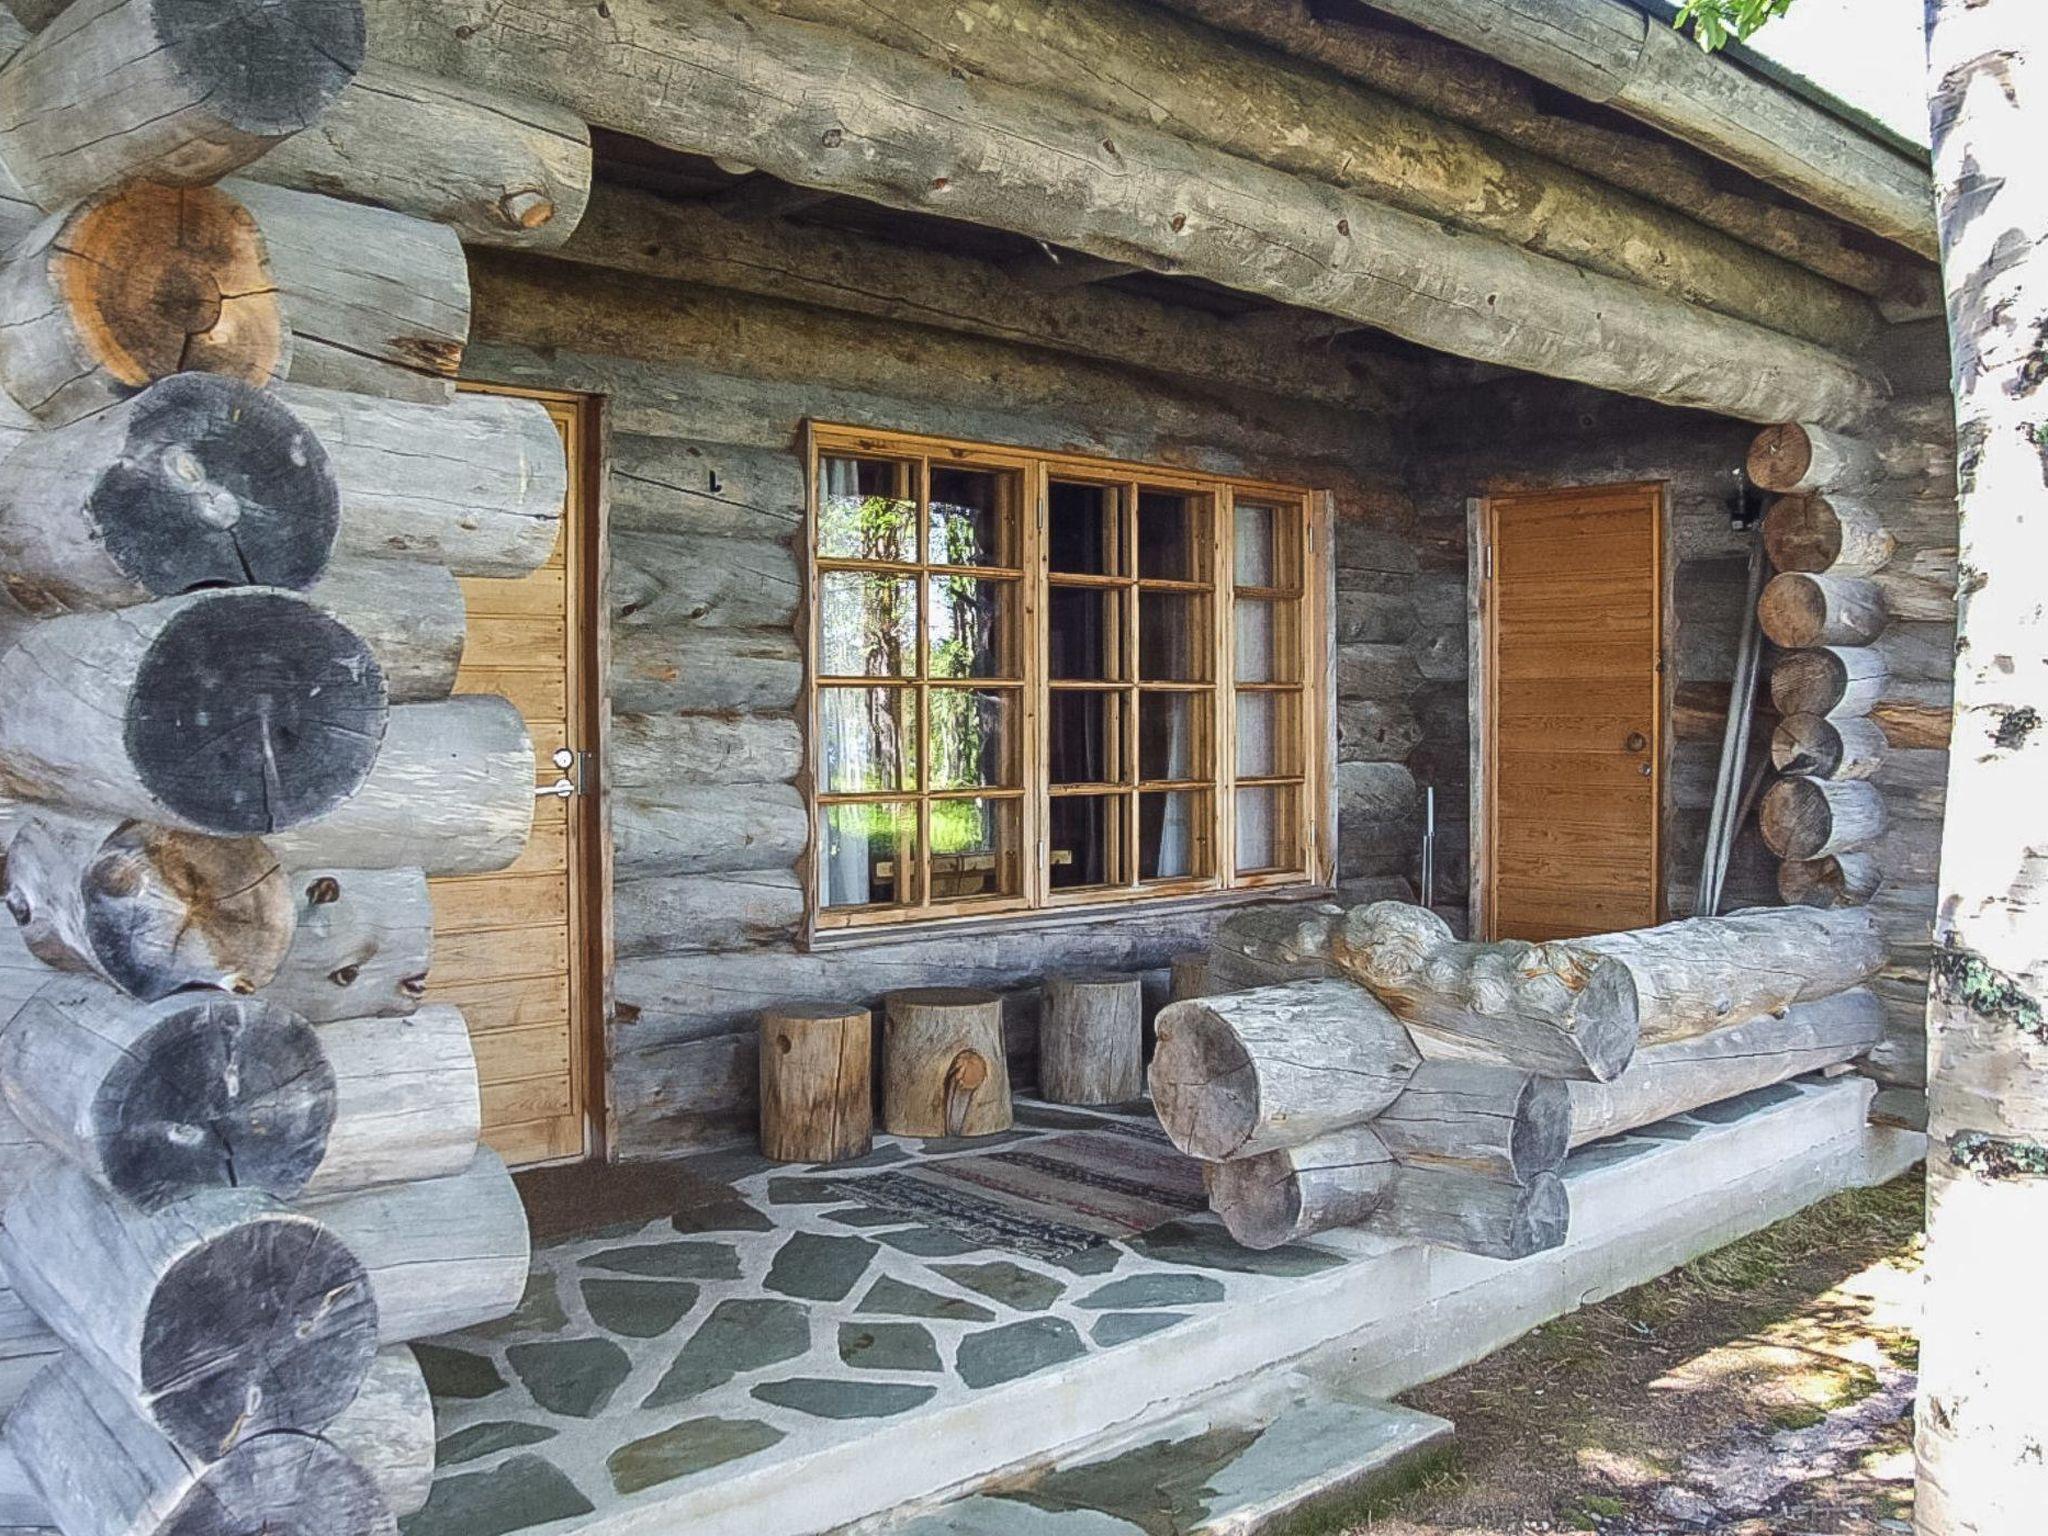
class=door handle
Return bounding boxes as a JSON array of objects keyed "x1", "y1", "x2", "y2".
[
  {"x1": 537, "y1": 777, "x2": 576, "y2": 799},
  {"x1": 543, "y1": 746, "x2": 593, "y2": 797}
]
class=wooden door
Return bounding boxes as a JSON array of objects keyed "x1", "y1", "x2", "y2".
[
  {"x1": 1479, "y1": 484, "x2": 1664, "y2": 942},
  {"x1": 427, "y1": 386, "x2": 601, "y2": 1166}
]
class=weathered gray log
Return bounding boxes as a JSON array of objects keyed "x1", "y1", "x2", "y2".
[
  {"x1": 8, "y1": 1355, "x2": 396, "y2": 1536},
  {"x1": 1575, "y1": 907, "x2": 1886, "y2": 1046},
  {"x1": 3, "y1": 814, "x2": 293, "y2": 998},
  {"x1": 1747, "y1": 423, "x2": 1884, "y2": 494},
  {"x1": 366, "y1": 0, "x2": 1884, "y2": 426},
  {"x1": 1332, "y1": 902, "x2": 1640, "y2": 1081},
  {"x1": 0, "y1": 0, "x2": 363, "y2": 208},
  {"x1": 225, "y1": 180, "x2": 469, "y2": 404},
  {"x1": 881, "y1": 988, "x2": 1013, "y2": 1139},
  {"x1": 268, "y1": 697, "x2": 534, "y2": 876},
  {"x1": 1761, "y1": 777, "x2": 1888, "y2": 861},
  {"x1": 277, "y1": 382, "x2": 566, "y2": 577},
  {"x1": 0, "y1": 373, "x2": 338, "y2": 614},
  {"x1": 1149, "y1": 978, "x2": 1421, "y2": 1162},
  {"x1": 1758, "y1": 572, "x2": 1888, "y2": 649},
  {"x1": 1366, "y1": 1165, "x2": 1570, "y2": 1261},
  {"x1": 758, "y1": 1003, "x2": 872, "y2": 1164},
  {"x1": 245, "y1": 60, "x2": 592, "y2": 248},
  {"x1": 1567, "y1": 989, "x2": 1885, "y2": 1147},
  {"x1": 1771, "y1": 712, "x2": 1889, "y2": 780},
  {"x1": 1205, "y1": 902, "x2": 1345, "y2": 992},
  {"x1": 1206, "y1": 1123, "x2": 1396, "y2": 1250},
  {"x1": 1039, "y1": 973, "x2": 1143, "y2": 1106},
  {"x1": 304, "y1": 1148, "x2": 529, "y2": 1342},
  {"x1": 258, "y1": 867, "x2": 431, "y2": 1022},
  {"x1": 1355, "y1": 0, "x2": 1936, "y2": 258},
  {"x1": 613, "y1": 868, "x2": 804, "y2": 958},
  {"x1": 0, "y1": 589, "x2": 388, "y2": 835},
  {"x1": 301, "y1": 1005, "x2": 480, "y2": 1197},
  {"x1": 0, "y1": 1270, "x2": 57, "y2": 1419},
  {"x1": 1771, "y1": 645, "x2": 1891, "y2": 718},
  {"x1": 308, "y1": 558, "x2": 466, "y2": 703},
  {"x1": 1371, "y1": 1062, "x2": 1573, "y2": 1186},
  {"x1": 321, "y1": 1347, "x2": 434, "y2": 1519},
  {"x1": 1762, "y1": 493, "x2": 1895, "y2": 577},
  {"x1": 1779, "y1": 853, "x2": 1884, "y2": 909},
  {"x1": 1169, "y1": 951, "x2": 1210, "y2": 1003},
  {"x1": 0, "y1": 978, "x2": 334, "y2": 1205},
  {"x1": 0, "y1": 1165, "x2": 377, "y2": 1457},
  {"x1": 0, "y1": 183, "x2": 284, "y2": 426}
]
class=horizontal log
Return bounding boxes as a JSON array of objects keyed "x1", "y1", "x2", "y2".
[
  {"x1": 279, "y1": 382, "x2": 565, "y2": 577},
  {"x1": 0, "y1": 373, "x2": 338, "y2": 614},
  {"x1": 610, "y1": 624, "x2": 802, "y2": 714},
  {"x1": 613, "y1": 868, "x2": 805, "y2": 958},
  {"x1": 1371, "y1": 1061, "x2": 1572, "y2": 1186},
  {"x1": 1770, "y1": 712, "x2": 1889, "y2": 780},
  {"x1": 245, "y1": 60, "x2": 592, "y2": 248},
  {"x1": 1758, "y1": 572, "x2": 1888, "y2": 649},
  {"x1": 1747, "y1": 423, "x2": 1883, "y2": 495},
  {"x1": 607, "y1": 431, "x2": 805, "y2": 540},
  {"x1": 1367, "y1": 1164, "x2": 1569, "y2": 1261},
  {"x1": 609, "y1": 710, "x2": 801, "y2": 789},
  {"x1": 1358, "y1": 0, "x2": 1936, "y2": 258},
  {"x1": 0, "y1": 589, "x2": 387, "y2": 834},
  {"x1": 1204, "y1": 901, "x2": 1346, "y2": 993},
  {"x1": 323, "y1": 1346, "x2": 435, "y2": 1520},
  {"x1": 613, "y1": 782, "x2": 808, "y2": 879},
  {"x1": 227, "y1": 180, "x2": 469, "y2": 403},
  {"x1": 370, "y1": 0, "x2": 1885, "y2": 426},
  {"x1": 1779, "y1": 853, "x2": 1884, "y2": 909},
  {"x1": 1762, "y1": 493, "x2": 1895, "y2": 577},
  {"x1": 0, "y1": 0, "x2": 362, "y2": 207},
  {"x1": 1206, "y1": 1123, "x2": 1395, "y2": 1250},
  {"x1": 0, "y1": 1268, "x2": 58, "y2": 1419},
  {"x1": 268, "y1": 697, "x2": 533, "y2": 876},
  {"x1": 1566, "y1": 989, "x2": 1885, "y2": 1146},
  {"x1": 1333, "y1": 902, "x2": 1640, "y2": 1081},
  {"x1": 308, "y1": 557, "x2": 466, "y2": 703},
  {"x1": 1869, "y1": 547, "x2": 1959, "y2": 625},
  {"x1": 611, "y1": 527, "x2": 798, "y2": 631},
  {"x1": 304, "y1": 1148, "x2": 530, "y2": 1342},
  {"x1": 9, "y1": 1353, "x2": 396, "y2": 1536},
  {"x1": 0, "y1": 1165, "x2": 378, "y2": 1457},
  {"x1": 258, "y1": 867, "x2": 430, "y2": 1022},
  {"x1": 3, "y1": 814, "x2": 292, "y2": 998},
  {"x1": 1761, "y1": 776, "x2": 1888, "y2": 860},
  {"x1": 1576, "y1": 907, "x2": 1886, "y2": 1045},
  {"x1": 0, "y1": 183, "x2": 282, "y2": 427},
  {"x1": 301, "y1": 1005, "x2": 481, "y2": 1197},
  {"x1": 1148, "y1": 977, "x2": 1421, "y2": 1161}
]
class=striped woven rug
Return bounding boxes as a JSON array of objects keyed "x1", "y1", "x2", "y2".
[{"x1": 830, "y1": 1125, "x2": 1209, "y2": 1259}]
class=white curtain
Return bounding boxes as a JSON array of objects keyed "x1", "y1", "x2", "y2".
[
  {"x1": 822, "y1": 457, "x2": 873, "y2": 907},
  {"x1": 1156, "y1": 608, "x2": 1193, "y2": 876}
]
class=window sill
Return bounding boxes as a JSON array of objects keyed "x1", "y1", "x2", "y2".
[{"x1": 800, "y1": 882, "x2": 1337, "y2": 954}]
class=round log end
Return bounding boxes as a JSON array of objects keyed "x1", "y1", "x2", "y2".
[
  {"x1": 1770, "y1": 713, "x2": 1839, "y2": 778},
  {"x1": 1509, "y1": 1076, "x2": 1574, "y2": 1183},
  {"x1": 95, "y1": 373, "x2": 341, "y2": 598},
  {"x1": 56, "y1": 184, "x2": 285, "y2": 396},
  {"x1": 1566, "y1": 956, "x2": 1641, "y2": 1083},
  {"x1": 1206, "y1": 1155, "x2": 1304, "y2": 1251},
  {"x1": 1756, "y1": 572, "x2": 1828, "y2": 648},
  {"x1": 1761, "y1": 494, "x2": 1838, "y2": 573},
  {"x1": 1770, "y1": 648, "x2": 1851, "y2": 717},
  {"x1": 1778, "y1": 854, "x2": 1882, "y2": 909},
  {"x1": 1747, "y1": 423, "x2": 1814, "y2": 494},
  {"x1": 1761, "y1": 776, "x2": 1833, "y2": 860},
  {"x1": 99, "y1": 995, "x2": 336, "y2": 1206},
  {"x1": 1148, "y1": 998, "x2": 1257, "y2": 1162},
  {"x1": 144, "y1": 1213, "x2": 377, "y2": 1458},
  {"x1": 159, "y1": 0, "x2": 368, "y2": 140},
  {"x1": 167, "y1": 1430, "x2": 395, "y2": 1536},
  {"x1": 87, "y1": 825, "x2": 295, "y2": 997},
  {"x1": 128, "y1": 590, "x2": 388, "y2": 834},
  {"x1": 1508, "y1": 1172, "x2": 1571, "y2": 1258}
]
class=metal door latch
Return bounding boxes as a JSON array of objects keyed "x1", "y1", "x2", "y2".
[{"x1": 536, "y1": 746, "x2": 590, "y2": 798}]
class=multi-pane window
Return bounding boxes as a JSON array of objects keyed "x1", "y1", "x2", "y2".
[{"x1": 809, "y1": 426, "x2": 1327, "y2": 932}]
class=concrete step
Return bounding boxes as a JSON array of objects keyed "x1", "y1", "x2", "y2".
[{"x1": 877, "y1": 1375, "x2": 1452, "y2": 1535}]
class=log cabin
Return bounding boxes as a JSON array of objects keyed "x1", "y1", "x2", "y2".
[{"x1": 0, "y1": 0, "x2": 1949, "y2": 1532}]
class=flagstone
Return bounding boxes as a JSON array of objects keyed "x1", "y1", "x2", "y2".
[
  {"x1": 1076, "y1": 1274, "x2": 1226, "y2": 1311},
  {"x1": 956, "y1": 1318, "x2": 1089, "y2": 1389},
  {"x1": 582, "y1": 1240, "x2": 742, "y2": 1280},
  {"x1": 1088, "y1": 1312, "x2": 1189, "y2": 1348},
  {"x1": 467, "y1": 1273, "x2": 569, "y2": 1341},
  {"x1": 436, "y1": 1421, "x2": 559, "y2": 1467},
  {"x1": 838, "y1": 1321, "x2": 944, "y2": 1372},
  {"x1": 608, "y1": 1416, "x2": 786, "y2": 1496},
  {"x1": 1125, "y1": 1222, "x2": 1345, "y2": 1278},
  {"x1": 580, "y1": 1279, "x2": 700, "y2": 1339},
  {"x1": 933, "y1": 1261, "x2": 1066, "y2": 1312},
  {"x1": 416, "y1": 1344, "x2": 507, "y2": 1401},
  {"x1": 506, "y1": 1338, "x2": 633, "y2": 1419},
  {"x1": 400, "y1": 1454, "x2": 592, "y2": 1536},
  {"x1": 751, "y1": 1376, "x2": 940, "y2": 1419},
  {"x1": 764, "y1": 1232, "x2": 879, "y2": 1302},
  {"x1": 857, "y1": 1276, "x2": 998, "y2": 1322},
  {"x1": 643, "y1": 1298, "x2": 812, "y2": 1409}
]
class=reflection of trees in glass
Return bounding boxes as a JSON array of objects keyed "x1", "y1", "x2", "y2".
[{"x1": 819, "y1": 482, "x2": 913, "y2": 561}]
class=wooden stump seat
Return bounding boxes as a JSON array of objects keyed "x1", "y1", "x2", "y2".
[{"x1": 882, "y1": 988, "x2": 1012, "y2": 1139}]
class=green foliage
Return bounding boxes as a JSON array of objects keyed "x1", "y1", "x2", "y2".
[{"x1": 1673, "y1": 0, "x2": 1795, "y2": 52}]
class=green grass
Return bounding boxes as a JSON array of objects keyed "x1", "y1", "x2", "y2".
[{"x1": 1269, "y1": 1445, "x2": 1465, "y2": 1534}]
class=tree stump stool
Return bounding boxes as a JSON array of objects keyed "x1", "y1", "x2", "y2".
[
  {"x1": 882, "y1": 988, "x2": 1011, "y2": 1139},
  {"x1": 1040, "y1": 973, "x2": 1144, "y2": 1105},
  {"x1": 1169, "y1": 952, "x2": 1210, "y2": 1002},
  {"x1": 759, "y1": 1004, "x2": 873, "y2": 1164}
]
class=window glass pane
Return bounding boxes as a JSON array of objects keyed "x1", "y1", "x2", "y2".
[
  {"x1": 930, "y1": 797, "x2": 1021, "y2": 902},
  {"x1": 819, "y1": 687, "x2": 916, "y2": 794},
  {"x1": 1138, "y1": 591, "x2": 1208, "y2": 682},
  {"x1": 821, "y1": 802, "x2": 917, "y2": 909},
  {"x1": 1139, "y1": 790, "x2": 1211, "y2": 881},
  {"x1": 1048, "y1": 480, "x2": 1122, "y2": 576},
  {"x1": 1234, "y1": 690, "x2": 1301, "y2": 779},
  {"x1": 1139, "y1": 690, "x2": 1208, "y2": 783},
  {"x1": 1235, "y1": 785, "x2": 1299, "y2": 874},
  {"x1": 1234, "y1": 598, "x2": 1298, "y2": 684},
  {"x1": 1049, "y1": 585, "x2": 1125, "y2": 681},
  {"x1": 929, "y1": 574, "x2": 1020, "y2": 679},
  {"x1": 1137, "y1": 489, "x2": 1206, "y2": 581},
  {"x1": 818, "y1": 455, "x2": 916, "y2": 563},
  {"x1": 1234, "y1": 501, "x2": 1276, "y2": 588},
  {"x1": 1050, "y1": 688, "x2": 1125, "y2": 786},
  {"x1": 928, "y1": 688, "x2": 1018, "y2": 791},
  {"x1": 1050, "y1": 793, "x2": 1127, "y2": 891},
  {"x1": 819, "y1": 571, "x2": 917, "y2": 677},
  {"x1": 929, "y1": 465, "x2": 1019, "y2": 569}
]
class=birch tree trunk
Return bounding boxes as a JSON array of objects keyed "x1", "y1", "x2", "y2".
[{"x1": 1916, "y1": 3, "x2": 2048, "y2": 1528}]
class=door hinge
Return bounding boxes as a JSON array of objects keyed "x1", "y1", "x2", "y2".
[{"x1": 1483, "y1": 543, "x2": 1494, "y2": 580}]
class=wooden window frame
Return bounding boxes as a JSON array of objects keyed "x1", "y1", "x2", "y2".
[{"x1": 804, "y1": 422, "x2": 1333, "y2": 938}]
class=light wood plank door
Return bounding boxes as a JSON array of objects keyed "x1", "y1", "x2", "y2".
[
  {"x1": 1481, "y1": 484, "x2": 1664, "y2": 942},
  {"x1": 428, "y1": 387, "x2": 601, "y2": 1166}
]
